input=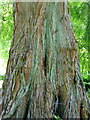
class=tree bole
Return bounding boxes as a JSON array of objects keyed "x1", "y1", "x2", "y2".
[{"x1": 2, "y1": 2, "x2": 90, "y2": 119}]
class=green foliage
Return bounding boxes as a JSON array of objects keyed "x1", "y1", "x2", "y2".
[
  {"x1": 53, "y1": 114, "x2": 63, "y2": 120},
  {"x1": 69, "y1": 2, "x2": 90, "y2": 98},
  {"x1": 69, "y1": 2, "x2": 88, "y2": 78},
  {"x1": 0, "y1": 75, "x2": 4, "y2": 80},
  {"x1": 0, "y1": 2, "x2": 13, "y2": 75},
  {"x1": 86, "y1": 89, "x2": 90, "y2": 99},
  {"x1": 0, "y1": 2, "x2": 13, "y2": 61}
]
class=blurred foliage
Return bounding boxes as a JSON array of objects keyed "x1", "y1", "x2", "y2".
[
  {"x1": 0, "y1": 2, "x2": 13, "y2": 75},
  {"x1": 0, "y1": 2, "x2": 90, "y2": 98},
  {"x1": 69, "y1": 2, "x2": 90, "y2": 98},
  {"x1": 0, "y1": 2, "x2": 13, "y2": 62},
  {"x1": 53, "y1": 114, "x2": 63, "y2": 120},
  {"x1": 69, "y1": 2, "x2": 88, "y2": 79},
  {"x1": 0, "y1": 75, "x2": 4, "y2": 80}
]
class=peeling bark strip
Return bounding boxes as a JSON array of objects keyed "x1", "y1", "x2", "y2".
[{"x1": 2, "y1": 2, "x2": 90, "y2": 119}]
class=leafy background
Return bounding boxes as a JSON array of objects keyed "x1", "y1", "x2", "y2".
[
  {"x1": 0, "y1": 2, "x2": 13, "y2": 75},
  {"x1": 0, "y1": 2, "x2": 90, "y2": 99},
  {"x1": 69, "y1": 2, "x2": 90, "y2": 99}
]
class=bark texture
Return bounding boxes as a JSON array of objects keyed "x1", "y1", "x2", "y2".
[{"x1": 2, "y1": 2, "x2": 90, "y2": 119}]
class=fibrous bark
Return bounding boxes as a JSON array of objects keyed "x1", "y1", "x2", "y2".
[{"x1": 2, "y1": 2, "x2": 90, "y2": 119}]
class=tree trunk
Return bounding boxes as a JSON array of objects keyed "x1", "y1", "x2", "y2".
[{"x1": 2, "y1": 2, "x2": 90, "y2": 119}]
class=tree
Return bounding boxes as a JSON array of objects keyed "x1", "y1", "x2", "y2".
[{"x1": 2, "y1": 2, "x2": 90, "y2": 119}]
